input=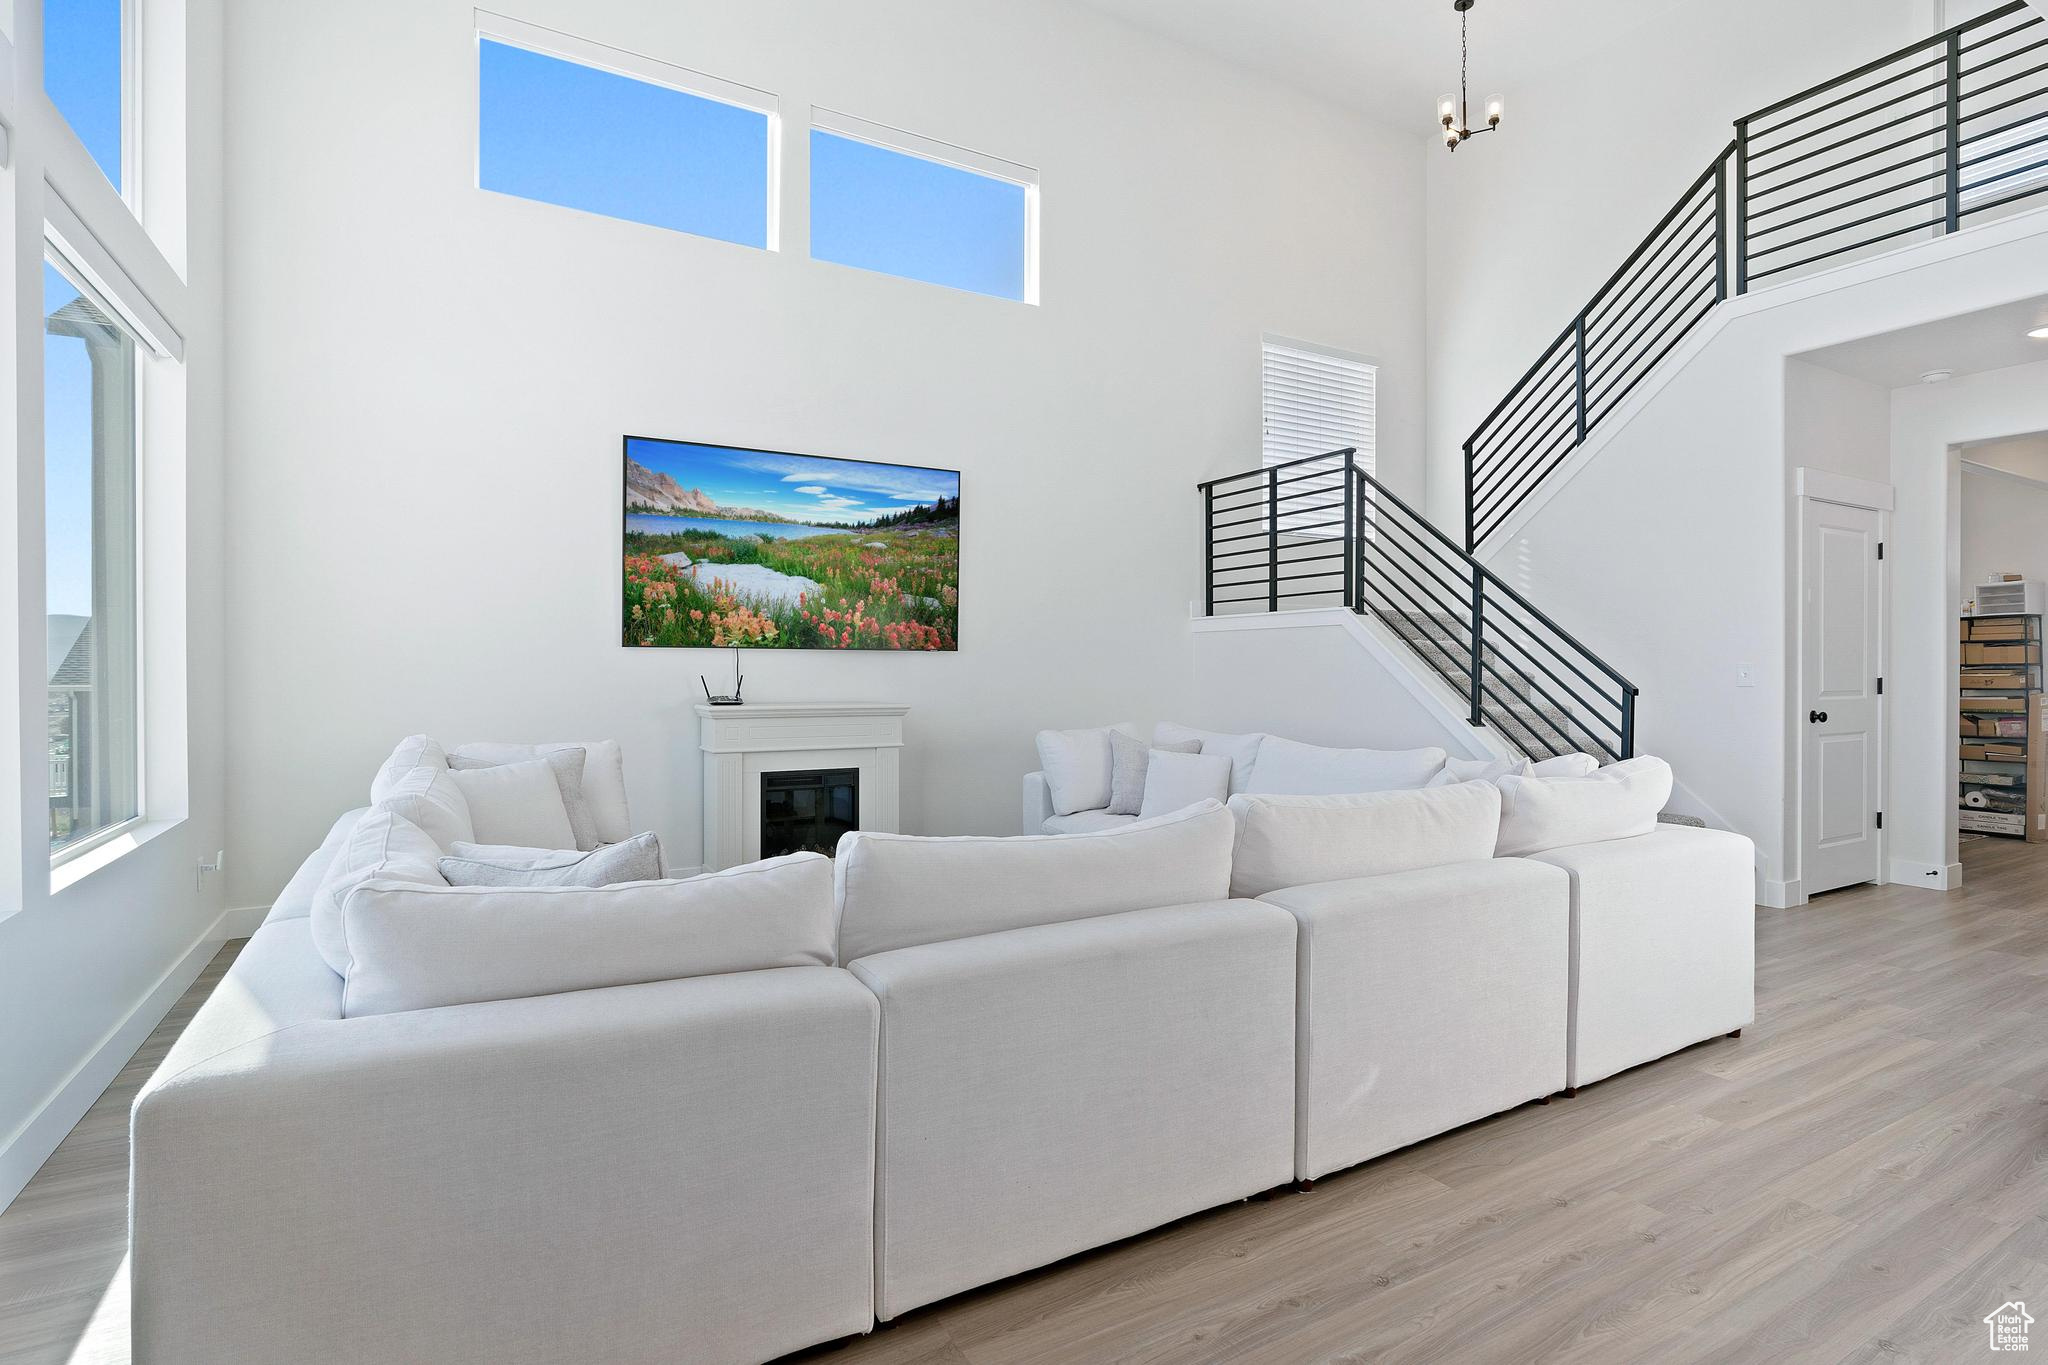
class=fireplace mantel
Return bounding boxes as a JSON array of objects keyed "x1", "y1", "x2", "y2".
[{"x1": 695, "y1": 702, "x2": 909, "y2": 870}]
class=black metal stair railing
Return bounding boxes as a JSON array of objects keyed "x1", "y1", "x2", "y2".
[
  {"x1": 1464, "y1": 0, "x2": 2048, "y2": 551},
  {"x1": 1198, "y1": 449, "x2": 1638, "y2": 761}
]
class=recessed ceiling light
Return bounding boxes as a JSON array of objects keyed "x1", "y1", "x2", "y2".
[
  {"x1": 2029, "y1": 326, "x2": 2048, "y2": 340},
  {"x1": 1921, "y1": 368, "x2": 1955, "y2": 384}
]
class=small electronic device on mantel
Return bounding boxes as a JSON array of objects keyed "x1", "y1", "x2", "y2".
[{"x1": 700, "y1": 647, "x2": 745, "y2": 706}]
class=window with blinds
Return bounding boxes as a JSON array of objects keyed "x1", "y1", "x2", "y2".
[{"x1": 1261, "y1": 339, "x2": 1375, "y2": 537}]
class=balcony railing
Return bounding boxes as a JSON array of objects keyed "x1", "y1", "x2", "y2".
[
  {"x1": 1199, "y1": 450, "x2": 1638, "y2": 761},
  {"x1": 1465, "y1": 0, "x2": 2048, "y2": 549}
]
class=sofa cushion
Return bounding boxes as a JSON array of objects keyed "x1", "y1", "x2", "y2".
[
  {"x1": 438, "y1": 832, "x2": 664, "y2": 888},
  {"x1": 371, "y1": 763, "x2": 474, "y2": 851},
  {"x1": 369, "y1": 734, "x2": 448, "y2": 803},
  {"x1": 339, "y1": 852, "x2": 837, "y2": 1017},
  {"x1": 1106, "y1": 732, "x2": 1199, "y2": 816},
  {"x1": 310, "y1": 809, "x2": 450, "y2": 973},
  {"x1": 1243, "y1": 734, "x2": 1447, "y2": 796},
  {"x1": 450, "y1": 747, "x2": 598, "y2": 850},
  {"x1": 1139, "y1": 750, "x2": 1233, "y2": 819},
  {"x1": 1496, "y1": 755, "x2": 1673, "y2": 857},
  {"x1": 446, "y1": 740, "x2": 632, "y2": 845},
  {"x1": 1154, "y1": 722, "x2": 1263, "y2": 794},
  {"x1": 267, "y1": 807, "x2": 369, "y2": 925},
  {"x1": 835, "y1": 800, "x2": 1236, "y2": 961},
  {"x1": 1040, "y1": 810, "x2": 1141, "y2": 835},
  {"x1": 1224, "y1": 781, "x2": 1503, "y2": 899},
  {"x1": 446, "y1": 756, "x2": 577, "y2": 850},
  {"x1": 1034, "y1": 723, "x2": 1138, "y2": 816}
]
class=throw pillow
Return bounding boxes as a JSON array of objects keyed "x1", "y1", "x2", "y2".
[
  {"x1": 450, "y1": 747, "x2": 598, "y2": 850},
  {"x1": 1107, "y1": 732, "x2": 1201, "y2": 815},
  {"x1": 1495, "y1": 755, "x2": 1673, "y2": 857},
  {"x1": 439, "y1": 832, "x2": 663, "y2": 888},
  {"x1": 310, "y1": 809, "x2": 449, "y2": 974},
  {"x1": 1154, "y1": 722, "x2": 1265, "y2": 794},
  {"x1": 372, "y1": 764, "x2": 474, "y2": 851},
  {"x1": 1243, "y1": 734, "x2": 1447, "y2": 795},
  {"x1": 446, "y1": 756, "x2": 577, "y2": 849},
  {"x1": 1034, "y1": 722, "x2": 1139, "y2": 815},
  {"x1": 446, "y1": 740, "x2": 633, "y2": 845},
  {"x1": 369, "y1": 734, "x2": 448, "y2": 803},
  {"x1": 1138, "y1": 750, "x2": 1234, "y2": 819},
  {"x1": 1225, "y1": 781, "x2": 1503, "y2": 899},
  {"x1": 1429, "y1": 752, "x2": 1601, "y2": 787}
]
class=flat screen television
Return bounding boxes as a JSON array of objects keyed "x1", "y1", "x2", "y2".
[{"x1": 622, "y1": 436, "x2": 960, "y2": 651}]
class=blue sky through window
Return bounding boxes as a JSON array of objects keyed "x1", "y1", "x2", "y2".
[
  {"x1": 810, "y1": 131, "x2": 1027, "y2": 301},
  {"x1": 45, "y1": 264, "x2": 95, "y2": 621},
  {"x1": 44, "y1": 0, "x2": 124, "y2": 192},
  {"x1": 479, "y1": 39, "x2": 768, "y2": 248}
]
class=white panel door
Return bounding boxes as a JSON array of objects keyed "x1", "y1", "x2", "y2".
[{"x1": 1801, "y1": 500, "x2": 1885, "y2": 896}]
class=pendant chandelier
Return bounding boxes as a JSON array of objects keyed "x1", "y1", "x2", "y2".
[{"x1": 1437, "y1": 0, "x2": 1504, "y2": 151}]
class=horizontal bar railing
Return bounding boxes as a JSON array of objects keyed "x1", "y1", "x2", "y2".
[
  {"x1": 1197, "y1": 451, "x2": 1638, "y2": 760},
  {"x1": 1461, "y1": 0, "x2": 2046, "y2": 551}
]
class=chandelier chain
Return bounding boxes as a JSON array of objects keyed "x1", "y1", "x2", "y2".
[{"x1": 1460, "y1": 8, "x2": 1469, "y2": 123}]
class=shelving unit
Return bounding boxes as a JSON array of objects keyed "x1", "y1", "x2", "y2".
[{"x1": 1959, "y1": 607, "x2": 2045, "y2": 841}]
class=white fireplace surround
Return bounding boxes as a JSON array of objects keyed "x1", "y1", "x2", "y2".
[{"x1": 696, "y1": 702, "x2": 910, "y2": 871}]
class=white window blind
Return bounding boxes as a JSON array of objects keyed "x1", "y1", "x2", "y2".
[{"x1": 1261, "y1": 339, "x2": 1375, "y2": 536}]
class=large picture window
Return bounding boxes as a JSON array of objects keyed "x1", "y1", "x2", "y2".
[{"x1": 44, "y1": 256, "x2": 141, "y2": 855}]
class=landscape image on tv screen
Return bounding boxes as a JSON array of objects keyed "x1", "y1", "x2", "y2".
[{"x1": 623, "y1": 436, "x2": 960, "y2": 651}]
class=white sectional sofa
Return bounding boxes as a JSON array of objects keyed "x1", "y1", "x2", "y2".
[{"x1": 132, "y1": 734, "x2": 1755, "y2": 1365}]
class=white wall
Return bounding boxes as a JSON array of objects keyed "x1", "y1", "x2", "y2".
[
  {"x1": 0, "y1": 0, "x2": 227, "y2": 1207},
  {"x1": 1890, "y1": 358, "x2": 2048, "y2": 883},
  {"x1": 1786, "y1": 359, "x2": 1892, "y2": 486},
  {"x1": 1422, "y1": 0, "x2": 1928, "y2": 528},
  {"x1": 1188, "y1": 612, "x2": 1505, "y2": 761},
  {"x1": 1961, "y1": 463, "x2": 2048, "y2": 594},
  {"x1": 219, "y1": 0, "x2": 1428, "y2": 906}
]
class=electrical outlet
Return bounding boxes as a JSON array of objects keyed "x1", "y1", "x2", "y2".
[
  {"x1": 1737, "y1": 663, "x2": 1756, "y2": 688},
  {"x1": 196, "y1": 849, "x2": 224, "y2": 890}
]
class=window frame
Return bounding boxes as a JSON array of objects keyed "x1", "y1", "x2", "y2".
[
  {"x1": 809, "y1": 106, "x2": 1040, "y2": 305},
  {"x1": 472, "y1": 9, "x2": 783, "y2": 251},
  {"x1": 42, "y1": 240, "x2": 149, "y2": 870}
]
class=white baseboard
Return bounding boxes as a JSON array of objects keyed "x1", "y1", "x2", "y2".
[
  {"x1": 1759, "y1": 877, "x2": 1804, "y2": 910},
  {"x1": 0, "y1": 904, "x2": 253, "y2": 1213},
  {"x1": 1889, "y1": 858, "x2": 1962, "y2": 891}
]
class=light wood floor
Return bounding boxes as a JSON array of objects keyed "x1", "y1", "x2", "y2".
[{"x1": 7, "y1": 840, "x2": 2048, "y2": 1365}]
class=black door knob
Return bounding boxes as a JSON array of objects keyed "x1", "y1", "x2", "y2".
[{"x1": 1809, "y1": 710, "x2": 1828, "y2": 723}]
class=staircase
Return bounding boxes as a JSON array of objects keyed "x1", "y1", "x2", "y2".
[
  {"x1": 1197, "y1": 1, "x2": 2048, "y2": 764},
  {"x1": 1468, "y1": 0, "x2": 2048, "y2": 551},
  {"x1": 1199, "y1": 452, "x2": 1637, "y2": 763}
]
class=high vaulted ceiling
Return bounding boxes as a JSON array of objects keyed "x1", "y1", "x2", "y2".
[{"x1": 1070, "y1": 0, "x2": 1692, "y2": 127}]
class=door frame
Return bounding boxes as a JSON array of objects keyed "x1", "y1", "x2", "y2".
[{"x1": 1791, "y1": 468, "x2": 1894, "y2": 904}]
